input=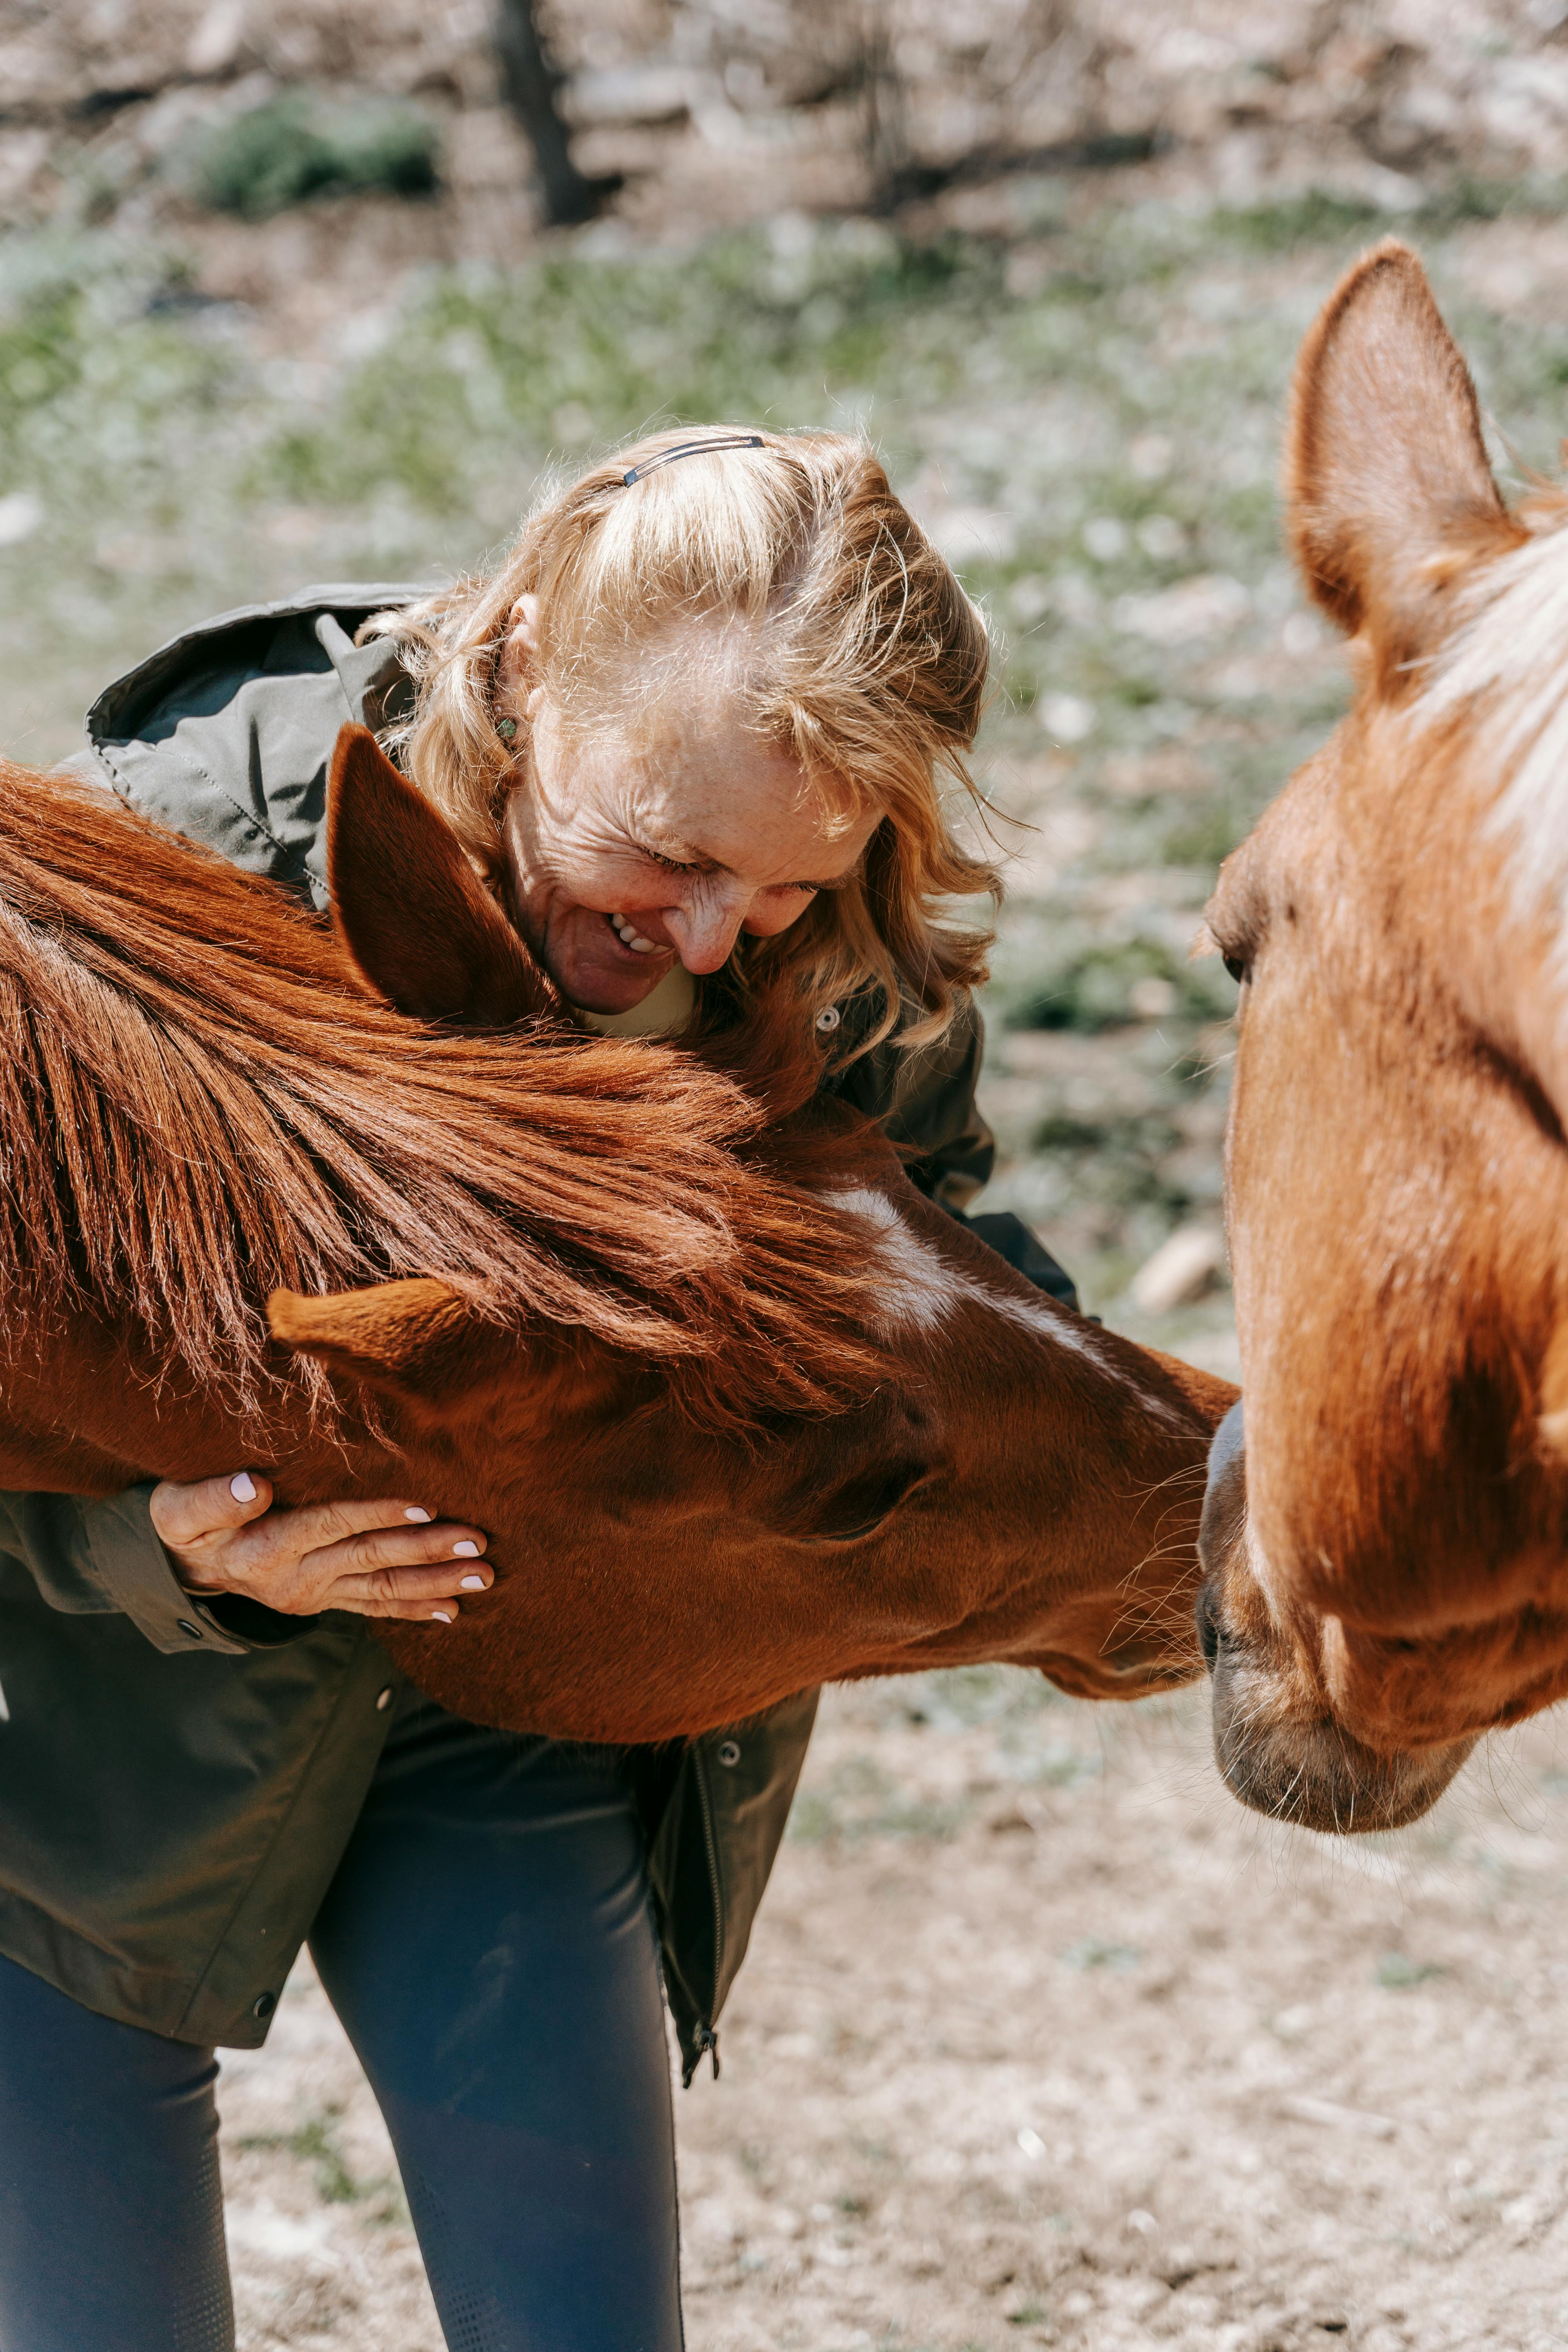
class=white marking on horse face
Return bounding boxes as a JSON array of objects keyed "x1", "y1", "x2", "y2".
[
  {"x1": 1418, "y1": 524, "x2": 1568, "y2": 984},
  {"x1": 820, "y1": 1188, "x2": 1185, "y2": 1415}
]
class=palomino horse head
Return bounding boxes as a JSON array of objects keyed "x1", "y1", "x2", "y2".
[
  {"x1": 1198, "y1": 239, "x2": 1568, "y2": 1829},
  {"x1": 257, "y1": 728, "x2": 1238, "y2": 1741}
]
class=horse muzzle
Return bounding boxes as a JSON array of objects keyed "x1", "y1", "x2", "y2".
[
  {"x1": 1196, "y1": 1401, "x2": 1474, "y2": 1831},
  {"x1": 1202, "y1": 1590, "x2": 1475, "y2": 1831}
]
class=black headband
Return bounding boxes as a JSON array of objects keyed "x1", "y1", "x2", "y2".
[{"x1": 621, "y1": 434, "x2": 765, "y2": 486}]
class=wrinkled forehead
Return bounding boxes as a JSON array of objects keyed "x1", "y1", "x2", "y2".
[
  {"x1": 529, "y1": 696, "x2": 874, "y2": 886},
  {"x1": 538, "y1": 623, "x2": 871, "y2": 840}
]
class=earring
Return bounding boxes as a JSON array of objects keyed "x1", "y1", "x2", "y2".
[{"x1": 495, "y1": 717, "x2": 518, "y2": 743}]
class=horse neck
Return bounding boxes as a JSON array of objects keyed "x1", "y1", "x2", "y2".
[
  {"x1": 0, "y1": 762, "x2": 909, "y2": 1432},
  {"x1": 0, "y1": 1305, "x2": 394, "y2": 1499}
]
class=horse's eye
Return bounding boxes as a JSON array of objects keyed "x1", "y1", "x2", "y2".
[{"x1": 1223, "y1": 953, "x2": 1249, "y2": 987}]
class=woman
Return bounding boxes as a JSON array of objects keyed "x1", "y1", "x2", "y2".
[{"x1": 0, "y1": 428, "x2": 1073, "y2": 2350}]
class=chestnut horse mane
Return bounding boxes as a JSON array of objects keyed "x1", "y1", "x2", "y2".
[{"x1": 0, "y1": 761, "x2": 893, "y2": 1432}]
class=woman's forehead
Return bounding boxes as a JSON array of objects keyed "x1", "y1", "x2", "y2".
[
  {"x1": 632, "y1": 747, "x2": 874, "y2": 880},
  {"x1": 541, "y1": 692, "x2": 873, "y2": 860}
]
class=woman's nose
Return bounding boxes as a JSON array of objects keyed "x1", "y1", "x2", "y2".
[{"x1": 664, "y1": 893, "x2": 748, "y2": 974}]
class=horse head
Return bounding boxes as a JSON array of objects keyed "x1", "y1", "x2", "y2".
[
  {"x1": 1198, "y1": 240, "x2": 1568, "y2": 1828},
  {"x1": 254, "y1": 724, "x2": 1237, "y2": 1743}
]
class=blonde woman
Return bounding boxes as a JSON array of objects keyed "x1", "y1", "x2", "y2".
[{"x1": 0, "y1": 430, "x2": 1076, "y2": 2350}]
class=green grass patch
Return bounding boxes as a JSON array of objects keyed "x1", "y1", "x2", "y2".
[
  {"x1": 192, "y1": 93, "x2": 439, "y2": 220},
  {"x1": 1060, "y1": 1937, "x2": 1142, "y2": 1971},
  {"x1": 1376, "y1": 1953, "x2": 1446, "y2": 1990},
  {"x1": 1208, "y1": 191, "x2": 1386, "y2": 253},
  {"x1": 1008, "y1": 936, "x2": 1234, "y2": 1033},
  {"x1": 253, "y1": 228, "x2": 1003, "y2": 512},
  {"x1": 237, "y1": 2107, "x2": 408, "y2": 2221}
]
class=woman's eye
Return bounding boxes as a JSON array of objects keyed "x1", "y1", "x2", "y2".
[
  {"x1": 1222, "y1": 952, "x2": 1249, "y2": 986},
  {"x1": 642, "y1": 847, "x2": 695, "y2": 873}
]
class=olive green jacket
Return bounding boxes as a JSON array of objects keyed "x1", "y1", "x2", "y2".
[{"x1": 0, "y1": 586, "x2": 998, "y2": 2076}]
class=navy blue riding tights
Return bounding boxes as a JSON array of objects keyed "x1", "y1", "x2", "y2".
[{"x1": 0, "y1": 1695, "x2": 683, "y2": 2352}]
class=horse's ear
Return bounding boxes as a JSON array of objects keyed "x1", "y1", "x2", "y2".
[
  {"x1": 269, "y1": 1278, "x2": 508, "y2": 1410},
  {"x1": 1286, "y1": 239, "x2": 1523, "y2": 669},
  {"x1": 270, "y1": 1278, "x2": 618, "y2": 1434},
  {"x1": 327, "y1": 724, "x2": 554, "y2": 1026}
]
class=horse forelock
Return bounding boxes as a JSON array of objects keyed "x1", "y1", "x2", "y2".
[
  {"x1": 0, "y1": 760, "x2": 893, "y2": 1433},
  {"x1": 1414, "y1": 503, "x2": 1568, "y2": 969}
]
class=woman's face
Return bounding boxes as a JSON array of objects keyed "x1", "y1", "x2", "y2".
[{"x1": 497, "y1": 608, "x2": 880, "y2": 1014}]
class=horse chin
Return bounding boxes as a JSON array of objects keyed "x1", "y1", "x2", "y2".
[
  {"x1": 1201, "y1": 1588, "x2": 1475, "y2": 1833},
  {"x1": 1031, "y1": 1628, "x2": 1203, "y2": 1704}
]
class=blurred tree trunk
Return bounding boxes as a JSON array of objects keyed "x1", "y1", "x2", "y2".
[
  {"x1": 494, "y1": 0, "x2": 613, "y2": 225},
  {"x1": 861, "y1": 1, "x2": 921, "y2": 209}
]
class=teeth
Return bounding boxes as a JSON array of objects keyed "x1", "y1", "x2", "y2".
[{"x1": 610, "y1": 912, "x2": 658, "y2": 954}]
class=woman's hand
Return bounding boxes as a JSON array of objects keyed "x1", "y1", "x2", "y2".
[{"x1": 150, "y1": 1471, "x2": 492, "y2": 1623}]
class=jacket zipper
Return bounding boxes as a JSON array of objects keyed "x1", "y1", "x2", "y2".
[{"x1": 691, "y1": 1744, "x2": 725, "y2": 2080}]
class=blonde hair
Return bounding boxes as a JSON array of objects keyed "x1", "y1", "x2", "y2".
[{"x1": 365, "y1": 426, "x2": 998, "y2": 1057}]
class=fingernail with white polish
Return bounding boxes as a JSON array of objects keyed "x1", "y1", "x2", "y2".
[
  {"x1": 453, "y1": 1539, "x2": 479, "y2": 1557},
  {"x1": 404, "y1": 1506, "x2": 432, "y2": 1523},
  {"x1": 460, "y1": 1574, "x2": 485, "y2": 1591},
  {"x1": 432, "y1": 1609, "x2": 453, "y2": 1624},
  {"x1": 230, "y1": 1472, "x2": 257, "y2": 1504}
]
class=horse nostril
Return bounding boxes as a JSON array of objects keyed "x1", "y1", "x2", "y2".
[{"x1": 1196, "y1": 1583, "x2": 1222, "y2": 1672}]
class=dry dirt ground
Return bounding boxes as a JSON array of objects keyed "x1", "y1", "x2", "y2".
[{"x1": 220, "y1": 1659, "x2": 1568, "y2": 2352}]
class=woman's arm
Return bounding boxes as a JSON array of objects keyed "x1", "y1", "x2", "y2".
[{"x1": 0, "y1": 1479, "x2": 491, "y2": 1659}]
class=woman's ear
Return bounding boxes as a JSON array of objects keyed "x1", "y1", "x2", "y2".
[{"x1": 495, "y1": 596, "x2": 540, "y2": 711}]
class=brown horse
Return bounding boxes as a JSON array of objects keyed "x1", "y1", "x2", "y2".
[
  {"x1": 1200, "y1": 239, "x2": 1568, "y2": 1830},
  {"x1": 0, "y1": 726, "x2": 1234, "y2": 1741}
]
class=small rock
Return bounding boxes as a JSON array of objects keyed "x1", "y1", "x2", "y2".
[
  {"x1": 186, "y1": 0, "x2": 249, "y2": 78},
  {"x1": 1039, "y1": 691, "x2": 1095, "y2": 744},
  {"x1": 1137, "y1": 513, "x2": 1186, "y2": 560},
  {"x1": 1128, "y1": 973, "x2": 1177, "y2": 1018},
  {"x1": 921, "y1": 503, "x2": 1018, "y2": 568},
  {"x1": 0, "y1": 492, "x2": 43, "y2": 548},
  {"x1": 1130, "y1": 1225, "x2": 1226, "y2": 1314},
  {"x1": 1113, "y1": 572, "x2": 1251, "y2": 645},
  {"x1": 1283, "y1": 2093, "x2": 1396, "y2": 2140}
]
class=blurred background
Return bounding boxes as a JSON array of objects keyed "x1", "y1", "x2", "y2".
[
  {"x1": 10, "y1": 7, "x2": 1568, "y2": 2348},
  {"x1": 15, "y1": 0, "x2": 1568, "y2": 1338}
]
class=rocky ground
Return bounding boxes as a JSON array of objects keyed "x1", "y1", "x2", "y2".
[
  {"x1": 8, "y1": 11, "x2": 1568, "y2": 2343},
  {"x1": 13, "y1": 0, "x2": 1568, "y2": 253}
]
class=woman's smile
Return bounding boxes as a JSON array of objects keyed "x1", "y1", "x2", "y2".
[{"x1": 608, "y1": 912, "x2": 662, "y2": 955}]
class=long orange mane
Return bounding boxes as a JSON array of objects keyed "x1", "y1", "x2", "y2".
[{"x1": 0, "y1": 761, "x2": 890, "y2": 1431}]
